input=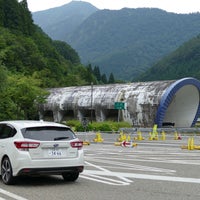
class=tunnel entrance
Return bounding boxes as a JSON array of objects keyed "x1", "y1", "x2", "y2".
[
  {"x1": 43, "y1": 110, "x2": 54, "y2": 121},
  {"x1": 62, "y1": 110, "x2": 74, "y2": 121},
  {"x1": 163, "y1": 85, "x2": 199, "y2": 127}
]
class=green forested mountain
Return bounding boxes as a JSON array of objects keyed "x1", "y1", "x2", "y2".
[
  {"x1": 0, "y1": 0, "x2": 95, "y2": 87},
  {"x1": 32, "y1": 1, "x2": 98, "y2": 42},
  {"x1": 137, "y1": 34, "x2": 200, "y2": 81},
  {"x1": 0, "y1": 0, "x2": 98, "y2": 120},
  {"x1": 33, "y1": 3, "x2": 200, "y2": 81},
  {"x1": 69, "y1": 8, "x2": 200, "y2": 81}
]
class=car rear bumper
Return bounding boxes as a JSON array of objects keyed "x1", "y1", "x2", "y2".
[
  {"x1": 11, "y1": 150, "x2": 84, "y2": 176},
  {"x1": 17, "y1": 166, "x2": 84, "y2": 176}
]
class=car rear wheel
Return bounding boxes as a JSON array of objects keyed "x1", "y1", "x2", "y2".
[
  {"x1": 62, "y1": 172, "x2": 79, "y2": 182},
  {"x1": 1, "y1": 157, "x2": 15, "y2": 185}
]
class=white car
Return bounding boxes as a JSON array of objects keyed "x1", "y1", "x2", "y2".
[{"x1": 0, "y1": 120, "x2": 84, "y2": 185}]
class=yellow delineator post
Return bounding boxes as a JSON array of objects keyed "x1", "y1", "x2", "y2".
[
  {"x1": 174, "y1": 131, "x2": 178, "y2": 140},
  {"x1": 149, "y1": 132, "x2": 153, "y2": 140},
  {"x1": 161, "y1": 130, "x2": 166, "y2": 140},
  {"x1": 117, "y1": 131, "x2": 127, "y2": 142},
  {"x1": 188, "y1": 137, "x2": 194, "y2": 150},
  {"x1": 93, "y1": 131, "x2": 104, "y2": 143},
  {"x1": 83, "y1": 131, "x2": 90, "y2": 145},
  {"x1": 134, "y1": 130, "x2": 144, "y2": 140},
  {"x1": 115, "y1": 132, "x2": 133, "y2": 146},
  {"x1": 127, "y1": 134, "x2": 131, "y2": 142},
  {"x1": 151, "y1": 124, "x2": 158, "y2": 140},
  {"x1": 181, "y1": 137, "x2": 195, "y2": 150},
  {"x1": 149, "y1": 127, "x2": 165, "y2": 141},
  {"x1": 181, "y1": 137, "x2": 200, "y2": 150}
]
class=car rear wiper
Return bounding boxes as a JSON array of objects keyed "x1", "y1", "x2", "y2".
[{"x1": 54, "y1": 137, "x2": 69, "y2": 141}]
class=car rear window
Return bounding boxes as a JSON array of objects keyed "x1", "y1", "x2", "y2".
[{"x1": 21, "y1": 126, "x2": 77, "y2": 141}]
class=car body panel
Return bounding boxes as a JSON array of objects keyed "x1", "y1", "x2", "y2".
[{"x1": 0, "y1": 120, "x2": 84, "y2": 178}]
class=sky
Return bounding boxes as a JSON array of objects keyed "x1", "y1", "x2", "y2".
[{"x1": 27, "y1": 0, "x2": 200, "y2": 14}]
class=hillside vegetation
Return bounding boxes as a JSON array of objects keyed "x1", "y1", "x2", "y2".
[
  {"x1": 0, "y1": 0, "x2": 101, "y2": 120},
  {"x1": 33, "y1": 2, "x2": 200, "y2": 81},
  {"x1": 137, "y1": 34, "x2": 200, "y2": 81},
  {"x1": 69, "y1": 8, "x2": 200, "y2": 81},
  {"x1": 33, "y1": 1, "x2": 98, "y2": 41}
]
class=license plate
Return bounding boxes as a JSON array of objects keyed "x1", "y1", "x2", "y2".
[{"x1": 48, "y1": 149, "x2": 62, "y2": 156}]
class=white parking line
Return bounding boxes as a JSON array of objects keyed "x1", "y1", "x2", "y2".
[
  {"x1": 85, "y1": 157, "x2": 176, "y2": 173},
  {"x1": 83, "y1": 170, "x2": 200, "y2": 184},
  {"x1": 0, "y1": 188, "x2": 28, "y2": 200},
  {"x1": 80, "y1": 174, "x2": 131, "y2": 186},
  {"x1": 82, "y1": 161, "x2": 133, "y2": 185}
]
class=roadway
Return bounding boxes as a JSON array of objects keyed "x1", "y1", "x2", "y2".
[{"x1": 0, "y1": 132, "x2": 200, "y2": 200}]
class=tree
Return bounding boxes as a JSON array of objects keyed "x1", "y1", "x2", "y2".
[
  {"x1": 19, "y1": 0, "x2": 34, "y2": 35},
  {"x1": 7, "y1": 74, "x2": 49, "y2": 119},
  {"x1": 93, "y1": 66, "x2": 101, "y2": 82},
  {"x1": 101, "y1": 73, "x2": 107, "y2": 84},
  {"x1": 0, "y1": 66, "x2": 7, "y2": 92},
  {"x1": 0, "y1": 66, "x2": 19, "y2": 120},
  {"x1": 108, "y1": 73, "x2": 115, "y2": 84},
  {"x1": 53, "y1": 40, "x2": 80, "y2": 64}
]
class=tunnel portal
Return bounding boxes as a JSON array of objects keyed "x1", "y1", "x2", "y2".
[{"x1": 39, "y1": 77, "x2": 200, "y2": 128}]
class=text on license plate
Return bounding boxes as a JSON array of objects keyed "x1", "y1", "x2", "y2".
[{"x1": 48, "y1": 149, "x2": 63, "y2": 156}]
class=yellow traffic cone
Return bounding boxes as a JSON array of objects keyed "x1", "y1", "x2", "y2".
[
  {"x1": 187, "y1": 137, "x2": 194, "y2": 150},
  {"x1": 161, "y1": 130, "x2": 166, "y2": 140},
  {"x1": 149, "y1": 132, "x2": 153, "y2": 140},
  {"x1": 93, "y1": 132, "x2": 104, "y2": 142},
  {"x1": 152, "y1": 124, "x2": 158, "y2": 140},
  {"x1": 190, "y1": 137, "x2": 194, "y2": 150}
]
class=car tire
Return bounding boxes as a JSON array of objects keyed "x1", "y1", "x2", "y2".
[
  {"x1": 62, "y1": 172, "x2": 79, "y2": 182},
  {"x1": 1, "y1": 157, "x2": 15, "y2": 185}
]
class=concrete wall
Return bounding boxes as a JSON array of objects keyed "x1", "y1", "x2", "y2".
[{"x1": 39, "y1": 77, "x2": 200, "y2": 128}]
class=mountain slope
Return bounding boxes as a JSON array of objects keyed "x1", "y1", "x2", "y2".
[
  {"x1": 137, "y1": 34, "x2": 200, "y2": 81},
  {"x1": 0, "y1": 0, "x2": 95, "y2": 88},
  {"x1": 33, "y1": 3, "x2": 200, "y2": 81},
  {"x1": 32, "y1": 1, "x2": 98, "y2": 41},
  {"x1": 68, "y1": 8, "x2": 200, "y2": 80}
]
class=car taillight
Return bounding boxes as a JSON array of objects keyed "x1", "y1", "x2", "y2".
[
  {"x1": 70, "y1": 141, "x2": 83, "y2": 150},
  {"x1": 14, "y1": 141, "x2": 40, "y2": 151}
]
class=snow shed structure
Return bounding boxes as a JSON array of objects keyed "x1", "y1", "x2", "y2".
[{"x1": 39, "y1": 77, "x2": 200, "y2": 128}]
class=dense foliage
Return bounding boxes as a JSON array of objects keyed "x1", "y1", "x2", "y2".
[
  {"x1": 137, "y1": 35, "x2": 200, "y2": 81},
  {"x1": 33, "y1": 3, "x2": 200, "y2": 81},
  {"x1": 65, "y1": 120, "x2": 132, "y2": 132},
  {"x1": 69, "y1": 8, "x2": 200, "y2": 81},
  {"x1": 0, "y1": 0, "x2": 113, "y2": 121},
  {"x1": 0, "y1": 0, "x2": 117, "y2": 121}
]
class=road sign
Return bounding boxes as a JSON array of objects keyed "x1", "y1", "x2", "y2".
[{"x1": 114, "y1": 102, "x2": 125, "y2": 110}]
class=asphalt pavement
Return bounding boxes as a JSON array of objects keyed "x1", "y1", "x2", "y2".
[{"x1": 0, "y1": 131, "x2": 200, "y2": 200}]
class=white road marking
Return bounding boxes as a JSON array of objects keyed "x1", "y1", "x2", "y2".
[
  {"x1": 83, "y1": 142, "x2": 200, "y2": 186},
  {"x1": 85, "y1": 157, "x2": 176, "y2": 173},
  {"x1": 80, "y1": 174, "x2": 130, "y2": 186},
  {"x1": 0, "y1": 188, "x2": 28, "y2": 200},
  {"x1": 83, "y1": 161, "x2": 133, "y2": 185},
  {"x1": 83, "y1": 170, "x2": 200, "y2": 184}
]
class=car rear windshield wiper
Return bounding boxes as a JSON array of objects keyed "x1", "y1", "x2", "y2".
[{"x1": 54, "y1": 137, "x2": 69, "y2": 141}]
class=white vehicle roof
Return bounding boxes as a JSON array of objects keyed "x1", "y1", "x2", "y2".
[{"x1": 0, "y1": 120, "x2": 68, "y2": 129}]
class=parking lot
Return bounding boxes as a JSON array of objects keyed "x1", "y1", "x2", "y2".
[
  {"x1": 1, "y1": 131, "x2": 200, "y2": 200},
  {"x1": 80, "y1": 131, "x2": 200, "y2": 199}
]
